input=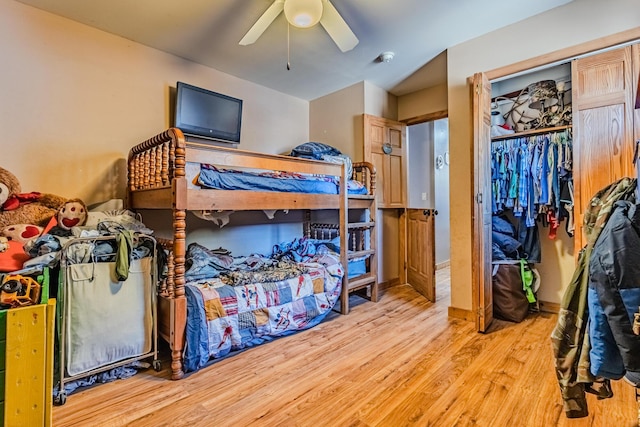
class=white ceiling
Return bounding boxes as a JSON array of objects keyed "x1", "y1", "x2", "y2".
[{"x1": 15, "y1": 0, "x2": 572, "y2": 100}]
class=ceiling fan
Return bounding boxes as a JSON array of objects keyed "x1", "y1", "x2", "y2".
[{"x1": 239, "y1": 0, "x2": 359, "y2": 52}]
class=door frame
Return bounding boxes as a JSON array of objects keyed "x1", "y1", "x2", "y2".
[
  {"x1": 400, "y1": 112, "x2": 448, "y2": 292},
  {"x1": 471, "y1": 28, "x2": 640, "y2": 332}
]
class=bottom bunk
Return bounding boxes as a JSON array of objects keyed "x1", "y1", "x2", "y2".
[{"x1": 158, "y1": 237, "x2": 351, "y2": 377}]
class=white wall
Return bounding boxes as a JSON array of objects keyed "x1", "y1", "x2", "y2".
[
  {"x1": 1, "y1": 0, "x2": 309, "y2": 205},
  {"x1": 398, "y1": 83, "x2": 448, "y2": 120},
  {"x1": 309, "y1": 82, "x2": 365, "y2": 160},
  {"x1": 363, "y1": 81, "x2": 398, "y2": 121},
  {"x1": 433, "y1": 119, "x2": 451, "y2": 266},
  {"x1": 1, "y1": 0, "x2": 312, "y2": 256},
  {"x1": 407, "y1": 122, "x2": 434, "y2": 209}
]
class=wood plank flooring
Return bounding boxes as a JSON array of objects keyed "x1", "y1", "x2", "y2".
[{"x1": 53, "y1": 269, "x2": 639, "y2": 426}]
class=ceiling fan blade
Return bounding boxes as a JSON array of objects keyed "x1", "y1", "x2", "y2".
[
  {"x1": 319, "y1": 0, "x2": 358, "y2": 52},
  {"x1": 239, "y1": 0, "x2": 285, "y2": 46}
]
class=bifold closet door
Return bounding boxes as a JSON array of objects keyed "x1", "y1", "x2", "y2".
[
  {"x1": 571, "y1": 44, "x2": 636, "y2": 254},
  {"x1": 634, "y1": 44, "x2": 640, "y2": 181}
]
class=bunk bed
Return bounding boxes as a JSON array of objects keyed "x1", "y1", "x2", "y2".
[{"x1": 127, "y1": 128, "x2": 377, "y2": 379}]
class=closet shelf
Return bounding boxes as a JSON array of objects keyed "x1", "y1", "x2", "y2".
[{"x1": 491, "y1": 125, "x2": 572, "y2": 142}]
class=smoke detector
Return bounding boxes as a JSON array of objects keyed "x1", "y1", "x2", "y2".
[{"x1": 378, "y1": 51, "x2": 395, "y2": 63}]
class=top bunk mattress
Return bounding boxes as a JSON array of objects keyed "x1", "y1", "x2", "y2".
[{"x1": 193, "y1": 164, "x2": 368, "y2": 195}]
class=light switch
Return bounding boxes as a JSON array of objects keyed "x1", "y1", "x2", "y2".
[{"x1": 421, "y1": 192, "x2": 427, "y2": 201}]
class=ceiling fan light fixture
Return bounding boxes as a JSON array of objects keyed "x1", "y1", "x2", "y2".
[{"x1": 284, "y1": 0, "x2": 323, "y2": 28}]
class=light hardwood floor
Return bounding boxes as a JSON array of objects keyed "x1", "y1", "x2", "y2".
[{"x1": 53, "y1": 268, "x2": 639, "y2": 426}]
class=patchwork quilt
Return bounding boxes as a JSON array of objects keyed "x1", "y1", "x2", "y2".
[{"x1": 183, "y1": 253, "x2": 343, "y2": 372}]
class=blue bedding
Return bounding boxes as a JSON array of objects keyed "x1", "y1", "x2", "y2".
[{"x1": 197, "y1": 164, "x2": 368, "y2": 195}]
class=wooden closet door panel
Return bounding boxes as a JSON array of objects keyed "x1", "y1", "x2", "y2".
[
  {"x1": 369, "y1": 121, "x2": 386, "y2": 150},
  {"x1": 472, "y1": 72, "x2": 493, "y2": 332},
  {"x1": 634, "y1": 44, "x2": 640, "y2": 164},
  {"x1": 388, "y1": 154, "x2": 403, "y2": 206},
  {"x1": 371, "y1": 151, "x2": 388, "y2": 205},
  {"x1": 389, "y1": 126, "x2": 402, "y2": 148},
  {"x1": 407, "y1": 209, "x2": 435, "y2": 302},
  {"x1": 572, "y1": 45, "x2": 635, "y2": 253},
  {"x1": 363, "y1": 114, "x2": 407, "y2": 208},
  {"x1": 575, "y1": 105, "x2": 629, "y2": 194}
]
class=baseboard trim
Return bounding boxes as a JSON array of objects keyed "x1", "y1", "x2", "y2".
[
  {"x1": 538, "y1": 300, "x2": 560, "y2": 314},
  {"x1": 448, "y1": 306, "x2": 473, "y2": 322},
  {"x1": 436, "y1": 260, "x2": 450, "y2": 270},
  {"x1": 378, "y1": 278, "x2": 401, "y2": 292}
]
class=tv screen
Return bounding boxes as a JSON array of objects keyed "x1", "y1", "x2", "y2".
[{"x1": 174, "y1": 82, "x2": 243, "y2": 144}]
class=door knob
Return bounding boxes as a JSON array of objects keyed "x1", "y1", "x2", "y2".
[{"x1": 434, "y1": 210, "x2": 439, "y2": 216}]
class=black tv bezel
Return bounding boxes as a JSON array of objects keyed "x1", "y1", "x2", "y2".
[{"x1": 174, "y1": 81, "x2": 243, "y2": 144}]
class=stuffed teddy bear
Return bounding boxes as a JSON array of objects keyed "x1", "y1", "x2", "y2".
[{"x1": 0, "y1": 166, "x2": 67, "y2": 230}]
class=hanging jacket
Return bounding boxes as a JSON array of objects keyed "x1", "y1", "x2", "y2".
[
  {"x1": 588, "y1": 200, "x2": 640, "y2": 381},
  {"x1": 551, "y1": 177, "x2": 637, "y2": 418}
]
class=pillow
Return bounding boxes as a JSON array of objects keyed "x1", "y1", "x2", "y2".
[
  {"x1": 290, "y1": 142, "x2": 341, "y2": 160},
  {"x1": 0, "y1": 240, "x2": 30, "y2": 272},
  {"x1": 322, "y1": 154, "x2": 353, "y2": 179}
]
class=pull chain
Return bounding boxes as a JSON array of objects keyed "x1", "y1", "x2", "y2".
[{"x1": 287, "y1": 23, "x2": 291, "y2": 70}]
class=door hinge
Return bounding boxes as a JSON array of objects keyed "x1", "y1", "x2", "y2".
[
  {"x1": 477, "y1": 307, "x2": 484, "y2": 317},
  {"x1": 475, "y1": 82, "x2": 482, "y2": 95},
  {"x1": 476, "y1": 192, "x2": 483, "y2": 204}
]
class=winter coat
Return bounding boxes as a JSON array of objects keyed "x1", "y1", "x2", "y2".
[
  {"x1": 551, "y1": 177, "x2": 637, "y2": 418},
  {"x1": 588, "y1": 200, "x2": 640, "y2": 380}
]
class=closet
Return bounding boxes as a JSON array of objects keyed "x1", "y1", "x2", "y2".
[
  {"x1": 489, "y1": 63, "x2": 574, "y2": 320},
  {"x1": 473, "y1": 41, "x2": 640, "y2": 330}
]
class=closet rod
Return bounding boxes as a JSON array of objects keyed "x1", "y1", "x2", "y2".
[{"x1": 491, "y1": 124, "x2": 572, "y2": 142}]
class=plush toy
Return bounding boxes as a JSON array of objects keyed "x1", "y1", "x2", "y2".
[
  {"x1": 0, "y1": 166, "x2": 67, "y2": 230},
  {"x1": 56, "y1": 198, "x2": 88, "y2": 230},
  {"x1": 2, "y1": 224, "x2": 45, "y2": 244},
  {"x1": 47, "y1": 198, "x2": 88, "y2": 237},
  {"x1": 0, "y1": 237, "x2": 8, "y2": 253}
]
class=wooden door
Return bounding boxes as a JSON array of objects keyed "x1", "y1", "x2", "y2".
[
  {"x1": 572, "y1": 45, "x2": 636, "y2": 253},
  {"x1": 634, "y1": 44, "x2": 640, "y2": 179},
  {"x1": 472, "y1": 72, "x2": 493, "y2": 332},
  {"x1": 363, "y1": 114, "x2": 407, "y2": 208},
  {"x1": 407, "y1": 209, "x2": 435, "y2": 302}
]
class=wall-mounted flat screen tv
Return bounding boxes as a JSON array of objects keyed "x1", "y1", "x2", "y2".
[{"x1": 174, "y1": 81, "x2": 243, "y2": 144}]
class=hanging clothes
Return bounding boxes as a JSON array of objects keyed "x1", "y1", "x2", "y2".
[
  {"x1": 491, "y1": 129, "x2": 572, "y2": 217},
  {"x1": 490, "y1": 129, "x2": 573, "y2": 265}
]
